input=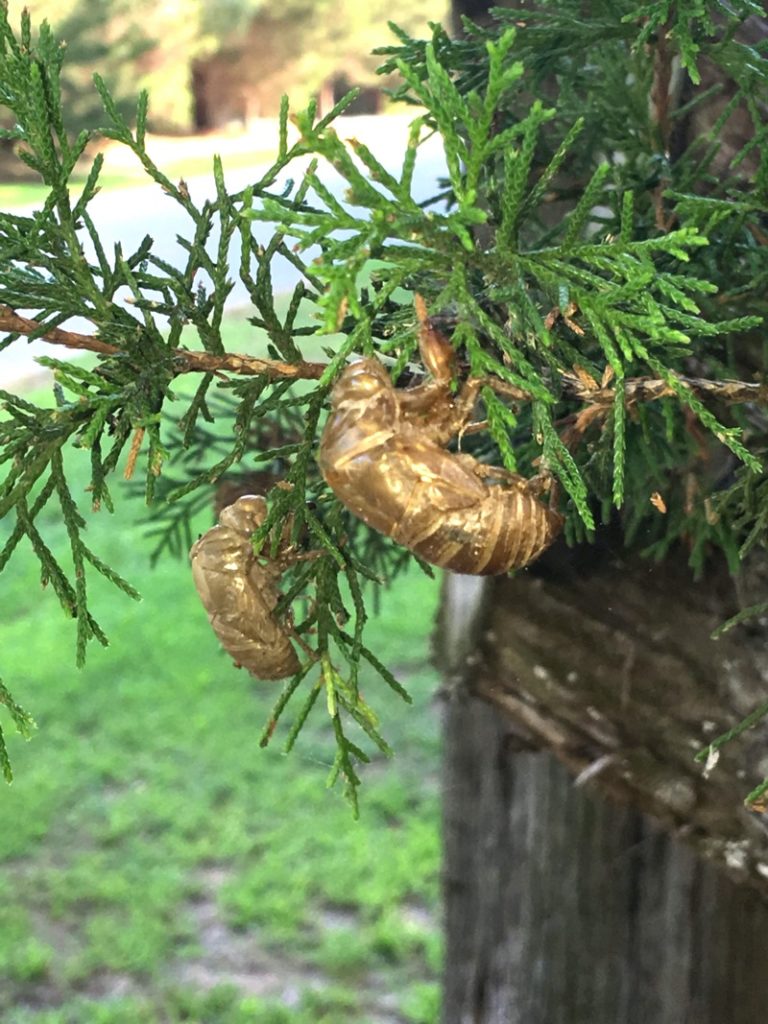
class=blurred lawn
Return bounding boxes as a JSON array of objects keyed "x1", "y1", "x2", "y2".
[{"x1": 0, "y1": 314, "x2": 444, "y2": 1023}]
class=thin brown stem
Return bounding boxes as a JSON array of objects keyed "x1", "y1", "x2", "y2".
[
  {"x1": 558, "y1": 371, "x2": 768, "y2": 407},
  {"x1": 2, "y1": 305, "x2": 766, "y2": 406},
  {"x1": 1, "y1": 306, "x2": 116, "y2": 356},
  {"x1": 0, "y1": 306, "x2": 327, "y2": 382}
]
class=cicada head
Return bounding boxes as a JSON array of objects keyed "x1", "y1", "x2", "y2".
[
  {"x1": 331, "y1": 358, "x2": 392, "y2": 408},
  {"x1": 218, "y1": 494, "x2": 268, "y2": 536},
  {"x1": 325, "y1": 359, "x2": 398, "y2": 441}
]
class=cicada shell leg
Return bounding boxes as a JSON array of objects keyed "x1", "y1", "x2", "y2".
[{"x1": 414, "y1": 292, "x2": 456, "y2": 385}]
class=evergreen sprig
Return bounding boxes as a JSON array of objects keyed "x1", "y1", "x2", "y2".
[{"x1": 0, "y1": 679, "x2": 35, "y2": 784}]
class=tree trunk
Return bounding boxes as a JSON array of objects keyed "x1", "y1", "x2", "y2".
[
  {"x1": 440, "y1": 2, "x2": 768, "y2": 1020},
  {"x1": 442, "y1": 695, "x2": 768, "y2": 1024},
  {"x1": 438, "y1": 547, "x2": 768, "y2": 1024}
]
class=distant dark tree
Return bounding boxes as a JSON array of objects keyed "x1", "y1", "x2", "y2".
[{"x1": 7, "y1": 0, "x2": 449, "y2": 131}]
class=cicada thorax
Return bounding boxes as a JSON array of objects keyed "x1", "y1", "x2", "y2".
[
  {"x1": 189, "y1": 494, "x2": 300, "y2": 681},
  {"x1": 318, "y1": 359, "x2": 399, "y2": 463},
  {"x1": 317, "y1": 358, "x2": 402, "y2": 535}
]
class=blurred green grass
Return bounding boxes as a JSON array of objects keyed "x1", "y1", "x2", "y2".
[{"x1": 0, "y1": 315, "x2": 443, "y2": 1024}]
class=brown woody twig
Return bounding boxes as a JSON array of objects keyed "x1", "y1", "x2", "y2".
[
  {"x1": 2, "y1": 305, "x2": 766, "y2": 406},
  {"x1": 0, "y1": 306, "x2": 326, "y2": 381}
]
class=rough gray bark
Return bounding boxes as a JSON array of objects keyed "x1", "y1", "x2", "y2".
[
  {"x1": 442, "y1": 691, "x2": 768, "y2": 1024},
  {"x1": 438, "y1": 548, "x2": 768, "y2": 1024},
  {"x1": 475, "y1": 548, "x2": 768, "y2": 887}
]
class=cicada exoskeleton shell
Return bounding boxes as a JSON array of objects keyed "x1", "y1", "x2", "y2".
[
  {"x1": 190, "y1": 494, "x2": 300, "y2": 680},
  {"x1": 317, "y1": 305, "x2": 562, "y2": 574}
]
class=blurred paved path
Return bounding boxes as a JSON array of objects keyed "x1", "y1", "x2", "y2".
[{"x1": 1, "y1": 115, "x2": 447, "y2": 390}]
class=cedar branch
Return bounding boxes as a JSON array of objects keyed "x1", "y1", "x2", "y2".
[
  {"x1": 559, "y1": 371, "x2": 768, "y2": 408},
  {"x1": 2, "y1": 305, "x2": 766, "y2": 404},
  {"x1": 0, "y1": 306, "x2": 326, "y2": 381}
]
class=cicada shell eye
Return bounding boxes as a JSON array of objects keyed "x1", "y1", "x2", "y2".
[{"x1": 218, "y1": 494, "x2": 268, "y2": 535}]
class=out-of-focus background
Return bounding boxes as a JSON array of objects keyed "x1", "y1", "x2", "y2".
[
  {"x1": 0, "y1": 2, "x2": 452, "y2": 1022},
  {"x1": 0, "y1": 0, "x2": 449, "y2": 390}
]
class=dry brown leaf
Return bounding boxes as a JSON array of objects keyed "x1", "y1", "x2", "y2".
[{"x1": 650, "y1": 491, "x2": 667, "y2": 514}]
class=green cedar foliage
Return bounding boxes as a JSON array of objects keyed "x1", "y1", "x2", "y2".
[
  {"x1": 1, "y1": 3, "x2": 767, "y2": 806},
  {"x1": 4, "y1": 0, "x2": 154, "y2": 137}
]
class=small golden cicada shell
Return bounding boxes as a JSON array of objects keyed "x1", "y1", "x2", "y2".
[
  {"x1": 318, "y1": 301, "x2": 562, "y2": 575},
  {"x1": 189, "y1": 495, "x2": 300, "y2": 680}
]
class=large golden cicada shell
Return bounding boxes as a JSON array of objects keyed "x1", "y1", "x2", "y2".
[
  {"x1": 318, "y1": 314, "x2": 562, "y2": 575},
  {"x1": 189, "y1": 495, "x2": 300, "y2": 680}
]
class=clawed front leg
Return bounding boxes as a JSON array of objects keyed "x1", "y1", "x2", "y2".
[
  {"x1": 268, "y1": 549, "x2": 322, "y2": 663},
  {"x1": 523, "y1": 468, "x2": 561, "y2": 515},
  {"x1": 406, "y1": 293, "x2": 487, "y2": 444},
  {"x1": 453, "y1": 452, "x2": 527, "y2": 487},
  {"x1": 266, "y1": 546, "x2": 323, "y2": 577},
  {"x1": 399, "y1": 376, "x2": 486, "y2": 446},
  {"x1": 453, "y1": 456, "x2": 559, "y2": 509},
  {"x1": 291, "y1": 627, "x2": 319, "y2": 662}
]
